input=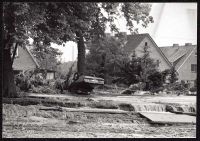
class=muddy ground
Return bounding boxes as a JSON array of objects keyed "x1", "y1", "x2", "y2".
[{"x1": 2, "y1": 92, "x2": 196, "y2": 138}]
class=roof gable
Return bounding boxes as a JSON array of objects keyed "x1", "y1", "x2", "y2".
[
  {"x1": 124, "y1": 34, "x2": 148, "y2": 52},
  {"x1": 24, "y1": 45, "x2": 40, "y2": 68},
  {"x1": 124, "y1": 33, "x2": 172, "y2": 68},
  {"x1": 160, "y1": 45, "x2": 196, "y2": 70},
  {"x1": 13, "y1": 45, "x2": 40, "y2": 71}
]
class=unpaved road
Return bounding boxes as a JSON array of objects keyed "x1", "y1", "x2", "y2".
[
  {"x1": 3, "y1": 104, "x2": 196, "y2": 138},
  {"x1": 26, "y1": 93, "x2": 196, "y2": 105},
  {"x1": 2, "y1": 93, "x2": 196, "y2": 138}
]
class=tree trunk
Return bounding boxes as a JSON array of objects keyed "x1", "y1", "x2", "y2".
[
  {"x1": 102, "y1": 54, "x2": 108, "y2": 84},
  {"x1": 3, "y1": 47, "x2": 18, "y2": 98},
  {"x1": 76, "y1": 31, "x2": 85, "y2": 74},
  {"x1": 3, "y1": 3, "x2": 18, "y2": 97},
  {"x1": 11, "y1": 42, "x2": 18, "y2": 65}
]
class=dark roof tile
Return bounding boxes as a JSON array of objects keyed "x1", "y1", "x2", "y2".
[
  {"x1": 160, "y1": 45, "x2": 196, "y2": 69},
  {"x1": 124, "y1": 33, "x2": 149, "y2": 52}
]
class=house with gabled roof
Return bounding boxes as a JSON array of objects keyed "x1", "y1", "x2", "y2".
[
  {"x1": 12, "y1": 45, "x2": 56, "y2": 79},
  {"x1": 12, "y1": 45, "x2": 40, "y2": 74},
  {"x1": 122, "y1": 32, "x2": 197, "y2": 86},
  {"x1": 160, "y1": 43, "x2": 197, "y2": 86},
  {"x1": 123, "y1": 33, "x2": 172, "y2": 71}
]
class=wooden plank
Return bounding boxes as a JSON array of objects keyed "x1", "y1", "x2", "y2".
[
  {"x1": 38, "y1": 106, "x2": 129, "y2": 114},
  {"x1": 139, "y1": 112, "x2": 196, "y2": 124},
  {"x1": 62, "y1": 107, "x2": 129, "y2": 114},
  {"x1": 26, "y1": 93, "x2": 69, "y2": 98}
]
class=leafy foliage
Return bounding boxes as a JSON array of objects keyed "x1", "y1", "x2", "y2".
[
  {"x1": 116, "y1": 44, "x2": 159, "y2": 90},
  {"x1": 3, "y1": 2, "x2": 153, "y2": 65},
  {"x1": 30, "y1": 44, "x2": 62, "y2": 70},
  {"x1": 56, "y1": 61, "x2": 77, "y2": 79},
  {"x1": 85, "y1": 35, "x2": 128, "y2": 83},
  {"x1": 115, "y1": 57, "x2": 142, "y2": 86},
  {"x1": 189, "y1": 87, "x2": 197, "y2": 92},
  {"x1": 3, "y1": 2, "x2": 153, "y2": 97},
  {"x1": 161, "y1": 66, "x2": 178, "y2": 84},
  {"x1": 148, "y1": 71, "x2": 163, "y2": 91}
]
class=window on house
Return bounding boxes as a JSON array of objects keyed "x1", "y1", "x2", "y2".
[
  {"x1": 132, "y1": 50, "x2": 136, "y2": 57},
  {"x1": 156, "y1": 60, "x2": 160, "y2": 67},
  {"x1": 191, "y1": 64, "x2": 197, "y2": 73},
  {"x1": 145, "y1": 42, "x2": 148, "y2": 46},
  {"x1": 195, "y1": 52, "x2": 197, "y2": 56}
]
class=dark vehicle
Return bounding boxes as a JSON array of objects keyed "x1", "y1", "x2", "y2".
[{"x1": 68, "y1": 73, "x2": 104, "y2": 94}]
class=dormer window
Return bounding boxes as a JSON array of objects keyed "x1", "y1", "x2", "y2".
[{"x1": 145, "y1": 42, "x2": 148, "y2": 46}]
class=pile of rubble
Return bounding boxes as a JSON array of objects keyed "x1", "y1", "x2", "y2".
[{"x1": 120, "y1": 84, "x2": 196, "y2": 96}]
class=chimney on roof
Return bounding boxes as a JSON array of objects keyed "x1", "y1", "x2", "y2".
[
  {"x1": 173, "y1": 44, "x2": 179, "y2": 47},
  {"x1": 185, "y1": 43, "x2": 192, "y2": 46}
]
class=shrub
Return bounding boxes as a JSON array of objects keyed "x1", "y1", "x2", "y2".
[
  {"x1": 30, "y1": 86, "x2": 58, "y2": 94},
  {"x1": 189, "y1": 87, "x2": 197, "y2": 92},
  {"x1": 129, "y1": 83, "x2": 140, "y2": 90},
  {"x1": 165, "y1": 82, "x2": 186, "y2": 91},
  {"x1": 148, "y1": 71, "x2": 163, "y2": 90},
  {"x1": 150, "y1": 86, "x2": 164, "y2": 93},
  {"x1": 15, "y1": 73, "x2": 32, "y2": 92},
  {"x1": 30, "y1": 73, "x2": 45, "y2": 87},
  {"x1": 54, "y1": 79, "x2": 69, "y2": 93},
  {"x1": 15, "y1": 69, "x2": 61, "y2": 94}
]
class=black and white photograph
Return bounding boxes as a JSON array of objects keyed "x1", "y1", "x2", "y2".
[{"x1": 2, "y1": 2, "x2": 197, "y2": 138}]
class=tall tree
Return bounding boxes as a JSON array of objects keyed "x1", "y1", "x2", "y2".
[
  {"x1": 3, "y1": 2, "x2": 153, "y2": 97},
  {"x1": 140, "y1": 44, "x2": 158, "y2": 89},
  {"x1": 116, "y1": 44, "x2": 158, "y2": 88},
  {"x1": 3, "y1": 3, "x2": 31, "y2": 97},
  {"x1": 85, "y1": 35, "x2": 127, "y2": 83}
]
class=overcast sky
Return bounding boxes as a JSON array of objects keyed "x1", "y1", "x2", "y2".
[{"x1": 46, "y1": 3, "x2": 197, "y2": 62}]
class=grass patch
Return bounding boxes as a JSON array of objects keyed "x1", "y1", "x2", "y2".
[
  {"x1": 3, "y1": 104, "x2": 38, "y2": 118},
  {"x1": 3, "y1": 97, "x2": 85, "y2": 108},
  {"x1": 3, "y1": 98, "x2": 42, "y2": 106}
]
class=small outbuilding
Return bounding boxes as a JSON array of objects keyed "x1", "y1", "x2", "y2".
[{"x1": 38, "y1": 69, "x2": 56, "y2": 80}]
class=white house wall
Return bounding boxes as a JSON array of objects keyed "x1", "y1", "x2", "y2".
[
  {"x1": 177, "y1": 47, "x2": 197, "y2": 82},
  {"x1": 134, "y1": 37, "x2": 171, "y2": 71},
  {"x1": 13, "y1": 46, "x2": 37, "y2": 71}
]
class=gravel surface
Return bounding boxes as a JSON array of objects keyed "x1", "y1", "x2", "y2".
[{"x1": 3, "y1": 103, "x2": 196, "y2": 138}]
